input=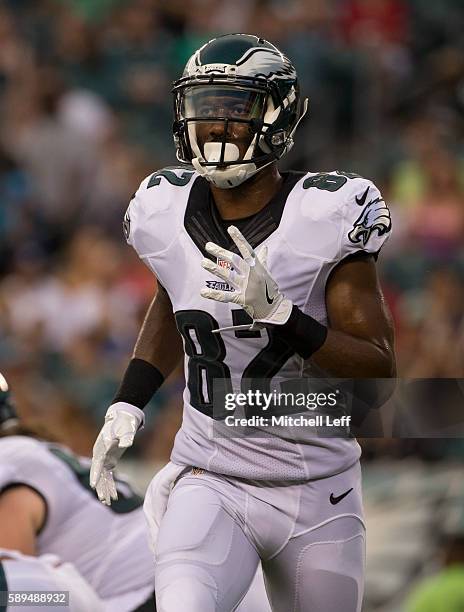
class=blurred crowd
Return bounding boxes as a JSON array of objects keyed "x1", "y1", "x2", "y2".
[{"x1": 0, "y1": 0, "x2": 463, "y2": 459}]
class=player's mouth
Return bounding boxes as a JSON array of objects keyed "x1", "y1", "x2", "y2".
[{"x1": 201, "y1": 137, "x2": 253, "y2": 166}]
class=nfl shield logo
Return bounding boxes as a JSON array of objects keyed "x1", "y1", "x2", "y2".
[
  {"x1": 203, "y1": 257, "x2": 234, "y2": 291},
  {"x1": 217, "y1": 258, "x2": 231, "y2": 270}
]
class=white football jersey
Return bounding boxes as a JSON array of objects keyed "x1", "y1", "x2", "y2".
[
  {"x1": 0, "y1": 436, "x2": 154, "y2": 610},
  {"x1": 126, "y1": 168, "x2": 392, "y2": 480},
  {"x1": 0, "y1": 549, "x2": 104, "y2": 612}
]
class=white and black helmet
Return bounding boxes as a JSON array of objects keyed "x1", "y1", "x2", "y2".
[{"x1": 172, "y1": 34, "x2": 308, "y2": 189}]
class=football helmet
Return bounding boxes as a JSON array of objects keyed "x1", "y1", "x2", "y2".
[
  {"x1": 0, "y1": 373, "x2": 19, "y2": 431},
  {"x1": 172, "y1": 34, "x2": 308, "y2": 189}
]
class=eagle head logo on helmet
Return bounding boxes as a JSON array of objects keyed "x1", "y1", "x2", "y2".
[{"x1": 172, "y1": 34, "x2": 308, "y2": 189}]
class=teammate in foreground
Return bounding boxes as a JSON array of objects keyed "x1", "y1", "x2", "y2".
[
  {"x1": 91, "y1": 34, "x2": 396, "y2": 612},
  {"x1": 0, "y1": 374, "x2": 156, "y2": 611},
  {"x1": 0, "y1": 374, "x2": 264, "y2": 612},
  {"x1": 0, "y1": 549, "x2": 102, "y2": 612}
]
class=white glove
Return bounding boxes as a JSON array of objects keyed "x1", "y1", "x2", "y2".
[
  {"x1": 90, "y1": 402, "x2": 145, "y2": 506},
  {"x1": 200, "y1": 225, "x2": 293, "y2": 332}
]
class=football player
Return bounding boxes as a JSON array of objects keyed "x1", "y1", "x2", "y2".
[
  {"x1": 0, "y1": 549, "x2": 104, "y2": 612},
  {"x1": 0, "y1": 374, "x2": 156, "y2": 611},
  {"x1": 91, "y1": 34, "x2": 396, "y2": 612}
]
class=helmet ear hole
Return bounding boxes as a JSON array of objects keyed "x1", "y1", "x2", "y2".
[{"x1": 271, "y1": 131, "x2": 286, "y2": 147}]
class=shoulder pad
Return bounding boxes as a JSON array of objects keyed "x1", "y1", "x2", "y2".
[
  {"x1": 299, "y1": 171, "x2": 391, "y2": 258},
  {"x1": 0, "y1": 436, "x2": 51, "y2": 491},
  {"x1": 123, "y1": 166, "x2": 197, "y2": 258}
]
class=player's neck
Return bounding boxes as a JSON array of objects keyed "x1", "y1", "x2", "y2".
[{"x1": 210, "y1": 164, "x2": 283, "y2": 221}]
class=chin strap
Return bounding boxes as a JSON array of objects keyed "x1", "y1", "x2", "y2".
[
  {"x1": 192, "y1": 156, "x2": 260, "y2": 189},
  {"x1": 192, "y1": 134, "x2": 262, "y2": 189}
]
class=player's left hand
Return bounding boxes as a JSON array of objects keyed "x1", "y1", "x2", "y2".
[{"x1": 200, "y1": 226, "x2": 293, "y2": 329}]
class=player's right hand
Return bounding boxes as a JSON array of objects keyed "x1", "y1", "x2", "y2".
[{"x1": 90, "y1": 402, "x2": 145, "y2": 506}]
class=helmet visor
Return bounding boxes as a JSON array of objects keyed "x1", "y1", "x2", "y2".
[{"x1": 181, "y1": 85, "x2": 266, "y2": 121}]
